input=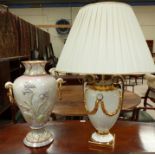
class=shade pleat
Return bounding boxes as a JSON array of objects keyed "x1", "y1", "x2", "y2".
[{"x1": 56, "y1": 2, "x2": 155, "y2": 74}]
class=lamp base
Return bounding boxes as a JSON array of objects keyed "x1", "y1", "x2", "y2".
[
  {"x1": 89, "y1": 131, "x2": 115, "y2": 147},
  {"x1": 23, "y1": 127, "x2": 54, "y2": 148}
]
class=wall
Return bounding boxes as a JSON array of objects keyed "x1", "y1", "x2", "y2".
[
  {"x1": 133, "y1": 6, "x2": 155, "y2": 53},
  {"x1": 10, "y1": 5, "x2": 155, "y2": 57}
]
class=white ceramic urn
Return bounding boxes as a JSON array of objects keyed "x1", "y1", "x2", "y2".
[
  {"x1": 5, "y1": 60, "x2": 61, "y2": 148},
  {"x1": 84, "y1": 82, "x2": 122, "y2": 146}
]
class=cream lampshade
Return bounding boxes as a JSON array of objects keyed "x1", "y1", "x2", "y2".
[{"x1": 56, "y1": 2, "x2": 155, "y2": 147}]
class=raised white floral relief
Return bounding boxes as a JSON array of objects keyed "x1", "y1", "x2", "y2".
[{"x1": 18, "y1": 82, "x2": 49, "y2": 123}]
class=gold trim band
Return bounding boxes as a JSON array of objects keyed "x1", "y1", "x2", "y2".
[
  {"x1": 96, "y1": 130, "x2": 109, "y2": 135},
  {"x1": 89, "y1": 85, "x2": 116, "y2": 91},
  {"x1": 89, "y1": 134, "x2": 115, "y2": 148}
]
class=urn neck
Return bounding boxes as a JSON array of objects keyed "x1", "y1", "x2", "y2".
[{"x1": 22, "y1": 61, "x2": 47, "y2": 76}]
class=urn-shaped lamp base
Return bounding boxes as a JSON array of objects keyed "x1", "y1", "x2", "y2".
[{"x1": 23, "y1": 127, "x2": 54, "y2": 148}]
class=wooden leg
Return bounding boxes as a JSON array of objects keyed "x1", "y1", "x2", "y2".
[{"x1": 143, "y1": 88, "x2": 150, "y2": 110}]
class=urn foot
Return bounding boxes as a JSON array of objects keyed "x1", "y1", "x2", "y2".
[
  {"x1": 23, "y1": 127, "x2": 54, "y2": 148},
  {"x1": 89, "y1": 131, "x2": 115, "y2": 147}
]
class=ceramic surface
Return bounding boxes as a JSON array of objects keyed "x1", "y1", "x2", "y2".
[
  {"x1": 5, "y1": 61, "x2": 58, "y2": 147},
  {"x1": 85, "y1": 85, "x2": 121, "y2": 143}
]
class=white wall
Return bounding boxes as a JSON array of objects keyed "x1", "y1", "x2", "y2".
[
  {"x1": 133, "y1": 6, "x2": 155, "y2": 53},
  {"x1": 10, "y1": 5, "x2": 155, "y2": 57}
]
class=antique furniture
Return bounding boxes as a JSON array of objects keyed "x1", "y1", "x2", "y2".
[
  {"x1": 143, "y1": 87, "x2": 155, "y2": 108},
  {"x1": 0, "y1": 120, "x2": 155, "y2": 153},
  {"x1": 132, "y1": 107, "x2": 155, "y2": 122},
  {"x1": 144, "y1": 74, "x2": 155, "y2": 107},
  {"x1": 128, "y1": 74, "x2": 144, "y2": 85},
  {"x1": 126, "y1": 74, "x2": 155, "y2": 122}
]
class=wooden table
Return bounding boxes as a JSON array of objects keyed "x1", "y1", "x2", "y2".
[
  {"x1": 0, "y1": 120, "x2": 155, "y2": 153},
  {"x1": 128, "y1": 74, "x2": 144, "y2": 85},
  {"x1": 53, "y1": 85, "x2": 141, "y2": 116}
]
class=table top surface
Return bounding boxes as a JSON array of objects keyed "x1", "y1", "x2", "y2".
[
  {"x1": 53, "y1": 85, "x2": 141, "y2": 116},
  {"x1": 0, "y1": 120, "x2": 155, "y2": 153}
]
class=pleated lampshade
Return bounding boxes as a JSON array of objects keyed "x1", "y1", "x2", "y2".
[{"x1": 56, "y1": 2, "x2": 155, "y2": 75}]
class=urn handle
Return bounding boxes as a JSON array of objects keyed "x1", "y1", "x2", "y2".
[
  {"x1": 112, "y1": 75, "x2": 124, "y2": 97},
  {"x1": 56, "y1": 78, "x2": 64, "y2": 100},
  {"x1": 5, "y1": 82, "x2": 15, "y2": 106},
  {"x1": 49, "y1": 67, "x2": 59, "y2": 78}
]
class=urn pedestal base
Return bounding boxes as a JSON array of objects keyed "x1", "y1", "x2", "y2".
[
  {"x1": 89, "y1": 131, "x2": 115, "y2": 147},
  {"x1": 23, "y1": 127, "x2": 54, "y2": 148}
]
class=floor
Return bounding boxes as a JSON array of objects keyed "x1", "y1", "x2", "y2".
[{"x1": 126, "y1": 78, "x2": 155, "y2": 119}]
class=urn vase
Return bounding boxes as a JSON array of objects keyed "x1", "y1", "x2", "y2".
[
  {"x1": 5, "y1": 60, "x2": 61, "y2": 148},
  {"x1": 84, "y1": 77, "x2": 123, "y2": 147}
]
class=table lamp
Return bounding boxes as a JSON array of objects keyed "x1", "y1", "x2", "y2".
[{"x1": 56, "y1": 2, "x2": 155, "y2": 146}]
